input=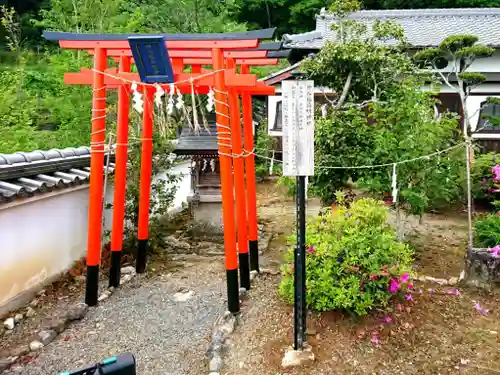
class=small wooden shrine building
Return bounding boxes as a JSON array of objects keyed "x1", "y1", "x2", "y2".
[{"x1": 173, "y1": 118, "x2": 225, "y2": 232}]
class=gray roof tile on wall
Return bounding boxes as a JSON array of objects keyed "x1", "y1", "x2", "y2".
[
  {"x1": 0, "y1": 146, "x2": 115, "y2": 203},
  {"x1": 283, "y1": 8, "x2": 500, "y2": 49}
]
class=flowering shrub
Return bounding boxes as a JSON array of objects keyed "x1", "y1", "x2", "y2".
[
  {"x1": 473, "y1": 155, "x2": 500, "y2": 250},
  {"x1": 471, "y1": 153, "x2": 500, "y2": 204},
  {"x1": 279, "y1": 198, "x2": 414, "y2": 316},
  {"x1": 474, "y1": 214, "x2": 500, "y2": 248}
]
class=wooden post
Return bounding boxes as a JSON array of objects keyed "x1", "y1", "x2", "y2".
[
  {"x1": 227, "y1": 58, "x2": 250, "y2": 290},
  {"x1": 109, "y1": 56, "x2": 131, "y2": 288},
  {"x1": 241, "y1": 64, "x2": 260, "y2": 273},
  {"x1": 212, "y1": 49, "x2": 240, "y2": 314},
  {"x1": 85, "y1": 47, "x2": 107, "y2": 306},
  {"x1": 136, "y1": 87, "x2": 154, "y2": 274}
]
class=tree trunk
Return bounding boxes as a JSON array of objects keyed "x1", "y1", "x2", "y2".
[
  {"x1": 335, "y1": 71, "x2": 353, "y2": 109},
  {"x1": 265, "y1": 1, "x2": 272, "y2": 28}
]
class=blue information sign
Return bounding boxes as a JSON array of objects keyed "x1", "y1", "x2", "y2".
[{"x1": 128, "y1": 36, "x2": 174, "y2": 84}]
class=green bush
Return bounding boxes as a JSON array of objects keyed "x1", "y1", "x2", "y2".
[
  {"x1": 474, "y1": 213, "x2": 500, "y2": 248},
  {"x1": 471, "y1": 152, "x2": 500, "y2": 204},
  {"x1": 279, "y1": 198, "x2": 414, "y2": 316}
]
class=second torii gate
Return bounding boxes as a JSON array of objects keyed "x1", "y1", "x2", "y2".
[{"x1": 43, "y1": 29, "x2": 280, "y2": 314}]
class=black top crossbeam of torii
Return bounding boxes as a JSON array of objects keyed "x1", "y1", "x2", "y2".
[{"x1": 42, "y1": 29, "x2": 291, "y2": 58}]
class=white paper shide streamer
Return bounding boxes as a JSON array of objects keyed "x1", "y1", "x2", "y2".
[
  {"x1": 167, "y1": 83, "x2": 175, "y2": 115},
  {"x1": 154, "y1": 84, "x2": 165, "y2": 108},
  {"x1": 175, "y1": 87, "x2": 184, "y2": 110},
  {"x1": 131, "y1": 82, "x2": 144, "y2": 114},
  {"x1": 206, "y1": 87, "x2": 215, "y2": 112},
  {"x1": 391, "y1": 163, "x2": 398, "y2": 204},
  {"x1": 190, "y1": 78, "x2": 200, "y2": 132}
]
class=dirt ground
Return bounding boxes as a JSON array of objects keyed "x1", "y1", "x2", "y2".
[
  {"x1": 2, "y1": 181, "x2": 500, "y2": 375},
  {"x1": 223, "y1": 182, "x2": 500, "y2": 375}
]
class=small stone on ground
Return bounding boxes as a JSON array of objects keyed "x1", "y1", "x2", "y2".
[
  {"x1": 281, "y1": 345, "x2": 315, "y2": 368},
  {"x1": 4, "y1": 318, "x2": 15, "y2": 330}
]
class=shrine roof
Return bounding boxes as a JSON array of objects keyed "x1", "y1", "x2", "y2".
[
  {"x1": 173, "y1": 121, "x2": 221, "y2": 155},
  {"x1": 43, "y1": 28, "x2": 276, "y2": 42}
]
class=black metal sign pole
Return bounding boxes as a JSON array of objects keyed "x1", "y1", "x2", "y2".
[
  {"x1": 294, "y1": 179, "x2": 307, "y2": 349},
  {"x1": 289, "y1": 73, "x2": 309, "y2": 352}
]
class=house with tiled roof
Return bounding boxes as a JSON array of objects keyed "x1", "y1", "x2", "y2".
[{"x1": 265, "y1": 8, "x2": 500, "y2": 141}]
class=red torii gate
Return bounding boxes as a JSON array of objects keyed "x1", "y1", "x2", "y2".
[{"x1": 43, "y1": 29, "x2": 278, "y2": 314}]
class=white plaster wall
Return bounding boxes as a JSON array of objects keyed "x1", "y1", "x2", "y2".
[
  {"x1": 440, "y1": 52, "x2": 500, "y2": 74},
  {"x1": 153, "y1": 160, "x2": 192, "y2": 215},
  {"x1": 0, "y1": 185, "x2": 113, "y2": 309},
  {"x1": 0, "y1": 161, "x2": 192, "y2": 311}
]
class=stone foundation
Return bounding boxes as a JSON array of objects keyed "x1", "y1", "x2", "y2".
[
  {"x1": 187, "y1": 194, "x2": 225, "y2": 239},
  {"x1": 466, "y1": 248, "x2": 500, "y2": 289}
]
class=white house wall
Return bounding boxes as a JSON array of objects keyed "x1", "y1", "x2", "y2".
[
  {"x1": 440, "y1": 51, "x2": 500, "y2": 74},
  {"x1": 0, "y1": 161, "x2": 192, "y2": 314}
]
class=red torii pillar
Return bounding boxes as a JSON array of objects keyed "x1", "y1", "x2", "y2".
[
  {"x1": 86, "y1": 47, "x2": 107, "y2": 305},
  {"x1": 240, "y1": 64, "x2": 260, "y2": 273},
  {"x1": 227, "y1": 58, "x2": 250, "y2": 291},
  {"x1": 136, "y1": 87, "x2": 155, "y2": 273},
  {"x1": 213, "y1": 49, "x2": 240, "y2": 313},
  {"x1": 109, "y1": 56, "x2": 131, "y2": 288}
]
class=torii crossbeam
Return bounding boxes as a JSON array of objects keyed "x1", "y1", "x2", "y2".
[{"x1": 43, "y1": 29, "x2": 280, "y2": 314}]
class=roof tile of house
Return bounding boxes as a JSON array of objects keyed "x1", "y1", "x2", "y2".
[
  {"x1": 0, "y1": 146, "x2": 115, "y2": 203},
  {"x1": 283, "y1": 8, "x2": 500, "y2": 49}
]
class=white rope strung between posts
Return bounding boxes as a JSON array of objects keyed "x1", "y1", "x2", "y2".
[
  {"x1": 90, "y1": 68, "x2": 227, "y2": 88},
  {"x1": 248, "y1": 142, "x2": 466, "y2": 169}
]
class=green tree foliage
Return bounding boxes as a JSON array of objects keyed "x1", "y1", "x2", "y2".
[
  {"x1": 133, "y1": 0, "x2": 245, "y2": 34},
  {"x1": 304, "y1": 1, "x2": 464, "y2": 219},
  {"x1": 0, "y1": 0, "x2": 248, "y2": 154},
  {"x1": 233, "y1": 0, "x2": 500, "y2": 36},
  {"x1": 413, "y1": 34, "x2": 495, "y2": 134},
  {"x1": 37, "y1": 0, "x2": 143, "y2": 34}
]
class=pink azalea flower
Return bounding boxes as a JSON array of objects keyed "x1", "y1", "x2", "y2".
[
  {"x1": 307, "y1": 247, "x2": 315, "y2": 254},
  {"x1": 405, "y1": 294, "x2": 413, "y2": 301},
  {"x1": 382, "y1": 316, "x2": 393, "y2": 324},
  {"x1": 407, "y1": 282, "x2": 414, "y2": 290},
  {"x1": 371, "y1": 333, "x2": 380, "y2": 345},
  {"x1": 473, "y1": 302, "x2": 489, "y2": 315},
  {"x1": 481, "y1": 178, "x2": 487, "y2": 185},
  {"x1": 490, "y1": 245, "x2": 500, "y2": 257},
  {"x1": 400, "y1": 273, "x2": 409, "y2": 283},
  {"x1": 389, "y1": 279, "x2": 400, "y2": 293},
  {"x1": 492, "y1": 165, "x2": 500, "y2": 180}
]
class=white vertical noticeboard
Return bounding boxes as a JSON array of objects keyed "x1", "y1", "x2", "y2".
[{"x1": 282, "y1": 80, "x2": 315, "y2": 177}]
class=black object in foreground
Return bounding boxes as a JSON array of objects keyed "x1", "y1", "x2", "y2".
[
  {"x1": 58, "y1": 353, "x2": 136, "y2": 375},
  {"x1": 293, "y1": 176, "x2": 307, "y2": 350}
]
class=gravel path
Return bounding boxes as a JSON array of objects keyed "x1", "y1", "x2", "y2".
[{"x1": 17, "y1": 259, "x2": 227, "y2": 375}]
